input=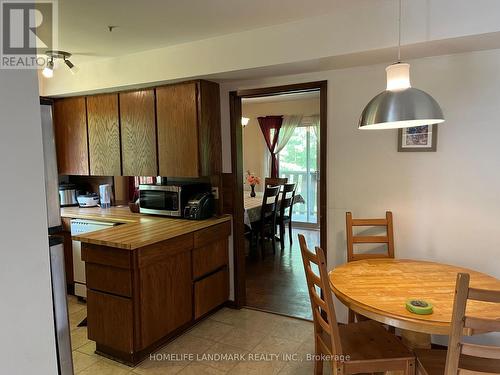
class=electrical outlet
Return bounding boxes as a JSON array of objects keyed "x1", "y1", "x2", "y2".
[{"x1": 211, "y1": 187, "x2": 219, "y2": 199}]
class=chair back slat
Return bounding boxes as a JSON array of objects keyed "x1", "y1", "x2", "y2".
[
  {"x1": 458, "y1": 370, "x2": 498, "y2": 375},
  {"x1": 445, "y1": 273, "x2": 500, "y2": 375},
  {"x1": 352, "y1": 235, "x2": 389, "y2": 244},
  {"x1": 264, "y1": 177, "x2": 288, "y2": 187},
  {"x1": 346, "y1": 211, "x2": 395, "y2": 262},
  {"x1": 468, "y1": 288, "x2": 500, "y2": 303},
  {"x1": 461, "y1": 343, "x2": 500, "y2": 361},
  {"x1": 259, "y1": 185, "x2": 280, "y2": 222},
  {"x1": 279, "y1": 183, "x2": 296, "y2": 216},
  {"x1": 298, "y1": 234, "x2": 343, "y2": 357},
  {"x1": 464, "y1": 317, "x2": 500, "y2": 333}
]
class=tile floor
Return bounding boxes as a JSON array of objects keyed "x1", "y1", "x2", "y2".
[{"x1": 68, "y1": 296, "x2": 329, "y2": 374}]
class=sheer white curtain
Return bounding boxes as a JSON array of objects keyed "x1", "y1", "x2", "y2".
[
  {"x1": 309, "y1": 114, "x2": 320, "y2": 138},
  {"x1": 275, "y1": 115, "x2": 303, "y2": 154}
]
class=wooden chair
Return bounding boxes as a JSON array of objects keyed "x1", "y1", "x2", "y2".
[
  {"x1": 415, "y1": 273, "x2": 500, "y2": 375},
  {"x1": 276, "y1": 183, "x2": 296, "y2": 249},
  {"x1": 346, "y1": 211, "x2": 395, "y2": 262},
  {"x1": 298, "y1": 234, "x2": 415, "y2": 375},
  {"x1": 264, "y1": 177, "x2": 288, "y2": 187},
  {"x1": 253, "y1": 185, "x2": 281, "y2": 258},
  {"x1": 346, "y1": 211, "x2": 395, "y2": 324}
]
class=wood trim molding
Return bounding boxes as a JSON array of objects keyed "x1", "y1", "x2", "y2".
[{"x1": 229, "y1": 81, "x2": 328, "y2": 308}]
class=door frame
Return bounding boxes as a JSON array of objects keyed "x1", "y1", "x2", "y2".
[{"x1": 229, "y1": 80, "x2": 328, "y2": 308}]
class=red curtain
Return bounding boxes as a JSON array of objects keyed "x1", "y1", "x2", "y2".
[{"x1": 258, "y1": 116, "x2": 283, "y2": 178}]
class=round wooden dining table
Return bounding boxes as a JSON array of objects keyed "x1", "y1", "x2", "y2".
[{"x1": 328, "y1": 259, "x2": 500, "y2": 349}]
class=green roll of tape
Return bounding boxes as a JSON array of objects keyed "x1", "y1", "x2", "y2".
[{"x1": 406, "y1": 299, "x2": 433, "y2": 315}]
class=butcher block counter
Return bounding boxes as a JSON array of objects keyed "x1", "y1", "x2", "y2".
[
  {"x1": 61, "y1": 206, "x2": 232, "y2": 365},
  {"x1": 61, "y1": 206, "x2": 231, "y2": 249}
]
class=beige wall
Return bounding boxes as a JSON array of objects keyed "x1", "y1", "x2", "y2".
[
  {"x1": 242, "y1": 97, "x2": 320, "y2": 191},
  {"x1": 222, "y1": 49, "x2": 500, "y2": 346},
  {"x1": 39, "y1": 1, "x2": 500, "y2": 96}
]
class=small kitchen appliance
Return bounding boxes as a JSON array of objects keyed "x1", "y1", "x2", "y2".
[
  {"x1": 139, "y1": 182, "x2": 210, "y2": 217},
  {"x1": 58, "y1": 183, "x2": 78, "y2": 207},
  {"x1": 77, "y1": 193, "x2": 100, "y2": 207},
  {"x1": 184, "y1": 192, "x2": 215, "y2": 220}
]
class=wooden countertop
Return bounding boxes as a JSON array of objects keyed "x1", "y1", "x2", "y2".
[{"x1": 61, "y1": 206, "x2": 231, "y2": 250}]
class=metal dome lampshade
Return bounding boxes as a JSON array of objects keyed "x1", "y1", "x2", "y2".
[
  {"x1": 358, "y1": 0, "x2": 444, "y2": 130},
  {"x1": 358, "y1": 63, "x2": 444, "y2": 129}
]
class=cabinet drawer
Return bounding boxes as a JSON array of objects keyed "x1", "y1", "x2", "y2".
[
  {"x1": 194, "y1": 267, "x2": 228, "y2": 319},
  {"x1": 192, "y1": 239, "x2": 228, "y2": 279},
  {"x1": 87, "y1": 290, "x2": 133, "y2": 354},
  {"x1": 86, "y1": 263, "x2": 132, "y2": 297},
  {"x1": 193, "y1": 221, "x2": 231, "y2": 248}
]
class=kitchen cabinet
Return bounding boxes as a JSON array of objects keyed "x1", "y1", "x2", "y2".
[
  {"x1": 81, "y1": 220, "x2": 230, "y2": 365},
  {"x1": 156, "y1": 80, "x2": 222, "y2": 177},
  {"x1": 119, "y1": 90, "x2": 157, "y2": 176},
  {"x1": 53, "y1": 80, "x2": 221, "y2": 178},
  {"x1": 53, "y1": 97, "x2": 89, "y2": 175},
  {"x1": 87, "y1": 94, "x2": 121, "y2": 176}
]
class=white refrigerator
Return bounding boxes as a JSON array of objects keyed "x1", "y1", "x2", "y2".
[{"x1": 41, "y1": 99, "x2": 74, "y2": 375}]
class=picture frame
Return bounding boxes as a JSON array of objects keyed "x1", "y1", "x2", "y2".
[{"x1": 397, "y1": 124, "x2": 438, "y2": 152}]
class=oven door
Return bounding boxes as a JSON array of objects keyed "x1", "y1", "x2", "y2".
[{"x1": 139, "y1": 186, "x2": 181, "y2": 216}]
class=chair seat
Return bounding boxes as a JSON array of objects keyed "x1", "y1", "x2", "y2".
[
  {"x1": 339, "y1": 320, "x2": 413, "y2": 362},
  {"x1": 415, "y1": 348, "x2": 500, "y2": 375}
]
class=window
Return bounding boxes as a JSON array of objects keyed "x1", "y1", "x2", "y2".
[{"x1": 279, "y1": 124, "x2": 318, "y2": 224}]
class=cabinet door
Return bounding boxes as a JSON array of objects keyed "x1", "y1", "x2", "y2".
[
  {"x1": 139, "y1": 249, "x2": 192, "y2": 349},
  {"x1": 87, "y1": 94, "x2": 121, "y2": 176},
  {"x1": 119, "y1": 90, "x2": 157, "y2": 176},
  {"x1": 53, "y1": 97, "x2": 89, "y2": 175},
  {"x1": 194, "y1": 267, "x2": 228, "y2": 319},
  {"x1": 156, "y1": 83, "x2": 199, "y2": 177},
  {"x1": 87, "y1": 290, "x2": 133, "y2": 354}
]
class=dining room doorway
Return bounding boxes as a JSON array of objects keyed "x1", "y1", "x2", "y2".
[{"x1": 228, "y1": 81, "x2": 327, "y2": 320}]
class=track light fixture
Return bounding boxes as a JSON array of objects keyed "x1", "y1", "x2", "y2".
[
  {"x1": 42, "y1": 50, "x2": 78, "y2": 78},
  {"x1": 42, "y1": 58, "x2": 54, "y2": 78}
]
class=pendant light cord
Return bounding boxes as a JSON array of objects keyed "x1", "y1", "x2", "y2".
[{"x1": 397, "y1": 0, "x2": 402, "y2": 62}]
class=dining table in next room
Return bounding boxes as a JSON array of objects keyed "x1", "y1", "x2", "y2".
[{"x1": 243, "y1": 191, "x2": 305, "y2": 228}]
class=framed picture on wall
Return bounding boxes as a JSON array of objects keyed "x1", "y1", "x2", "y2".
[{"x1": 397, "y1": 124, "x2": 438, "y2": 152}]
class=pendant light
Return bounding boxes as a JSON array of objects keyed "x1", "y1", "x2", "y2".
[{"x1": 358, "y1": 0, "x2": 444, "y2": 129}]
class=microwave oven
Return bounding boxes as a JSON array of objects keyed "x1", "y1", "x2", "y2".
[{"x1": 139, "y1": 183, "x2": 210, "y2": 217}]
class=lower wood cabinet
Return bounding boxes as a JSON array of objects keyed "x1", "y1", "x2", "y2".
[
  {"x1": 139, "y1": 250, "x2": 192, "y2": 349},
  {"x1": 82, "y1": 221, "x2": 230, "y2": 365},
  {"x1": 194, "y1": 267, "x2": 229, "y2": 319},
  {"x1": 87, "y1": 290, "x2": 134, "y2": 354}
]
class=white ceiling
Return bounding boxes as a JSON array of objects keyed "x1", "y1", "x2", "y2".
[{"x1": 57, "y1": 0, "x2": 337, "y2": 61}]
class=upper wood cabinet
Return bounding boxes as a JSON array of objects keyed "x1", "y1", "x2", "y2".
[
  {"x1": 87, "y1": 94, "x2": 121, "y2": 176},
  {"x1": 156, "y1": 80, "x2": 221, "y2": 177},
  {"x1": 119, "y1": 90, "x2": 157, "y2": 176},
  {"x1": 53, "y1": 97, "x2": 89, "y2": 175},
  {"x1": 52, "y1": 80, "x2": 221, "y2": 178}
]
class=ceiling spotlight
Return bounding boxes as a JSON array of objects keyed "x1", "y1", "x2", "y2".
[
  {"x1": 42, "y1": 58, "x2": 54, "y2": 78},
  {"x1": 64, "y1": 58, "x2": 74, "y2": 69},
  {"x1": 64, "y1": 57, "x2": 79, "y2": 75},
  {"x1": 43, "y1": 50, "x2": 78, "y2": 78}
]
